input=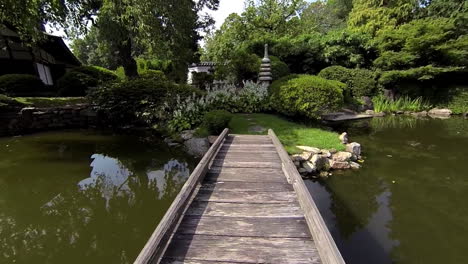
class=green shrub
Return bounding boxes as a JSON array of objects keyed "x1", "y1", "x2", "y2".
[
  {"x1": 88, "y1": 77, "x2": 203, "y2": 127},
  {"x1": 58, "y1": 66, "x2": 119, "y2": 96},
  {"x1": 318, "y1": 66, "x2": 377, "y2": 98},
  {"x1": 192, "y1": 72, "x2": 214, "y2": 90},
  {"x1": 270, "y1": 56, "x2": 290, "y2": 80},
  {"x1": 58, "y1": 71, "x2": 98, "y2": 96},
  {"x1": 140, "y1": 70, "x2": 167, "y2": 82},
  {"x1": 270, "y1": 74, "x2": 345, "y2": 119},
  {"x1": 202, "y1": 110, "x2": 232, "y2": 134},
  {"x1": 73, "y1": 66, "x2": 118, "y2": 82},
  {"x1": 447, "y1": 87, "x2": 468, "y2": 114},
  {"x1": 88, "y1": 78, "x2": 169, "y2": 125},
  {"x1": 0, "y1": 94, "x2": 26, "y2": 111},
  {"x1": 0, "y1": 74, "x2": 45, "y2": 96}
]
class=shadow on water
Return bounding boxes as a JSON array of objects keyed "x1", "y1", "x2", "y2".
[
  {"x1": 0, "y1": 130, "x2": 197, "y2": 264},
  {"x1": 306, "y1": 116, "x2": 468, "y2": 264}
]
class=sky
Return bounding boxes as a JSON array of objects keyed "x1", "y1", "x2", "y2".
[{"x1": 208, "y1": 0, "x2": 246, "y2": 30}]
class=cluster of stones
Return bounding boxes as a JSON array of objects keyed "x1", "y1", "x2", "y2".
[
  {"x1": 1, "y1": 105, "x2": 97, "y2": 136},
  {"x1": 291, "y1": 132, "x2": 362, "y2": 178},
  {"x1": 164, "y1": 130, "x2": 218, "y2": 157},
  {"x1": 364, "y1": 108, "x2": 455, "y2": 119}
]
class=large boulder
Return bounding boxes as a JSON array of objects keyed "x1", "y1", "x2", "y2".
[
  {"x1": 428, "y1": 108, "x2": 452, "y2": 117},
  {"x1": 296, "y1": 146, "x2": 321, "y2": 154},
  {"x1": 310, "y1": 154, "x2": 330, "y2": 171},
  {"x1": 291, "y1": 152, "x2": 313, "y2": 162},
  {"x1": 303, "y1": 161, "x2": 317, "y2": 173},
  {"x1": 180, "y1": 130, "x2": 195, "y2": 141},
  {"x1": 330, "y1": 160, "x2": 351, "y2": 170},
  {"x1": 184, "y1": 137, "x2": 210, "y2": 157},
  {"x1": 332, "y1": 151, "x2": 353, "y2": 162},
  {"x1": 346, "y1": 143, "x2": 361, "y2": 157}
]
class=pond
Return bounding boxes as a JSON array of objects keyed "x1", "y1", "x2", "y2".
[
  {"x1": 0, "y1": 130, "x2": 197, "y2": 264},
  {"x1": 308, "y1": 116, "x2": 468, "y2": 264}
]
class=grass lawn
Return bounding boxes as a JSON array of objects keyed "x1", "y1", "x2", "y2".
[
  {"x1": 14, "y1": 97, "x2": 87, "y2": 108},
  {"x1": 229, "y1": 113, "x2": 345, "y2": 153}
]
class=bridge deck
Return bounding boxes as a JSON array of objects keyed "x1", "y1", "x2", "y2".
[{"x1": 135, "y1": 130, "x2": 344, "y2": 264}]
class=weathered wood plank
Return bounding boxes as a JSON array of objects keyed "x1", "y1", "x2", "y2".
[
  {"x1": 176, "y1": 216, "x2": 311, "y2": 238},
  {"x1": 163, "y1": 234, "x2": 321, "y2": 264},
  {"x1": 161, "y1": 259, "x2": 252, "y2": 264},
  {"x1": 194, "y1": 190, "x2": 296, "y2": 204},
  {"x1": 200, "y1": 181, "x2": 294, "y2": 192},
  {"x1": 268, "y1": 129, "x2": 345, "y2": 264},
  {"x1": 134, "y1": 129, "x2": 230, "y2": 264},
  {"x1": 185, "y1": 201, "x2": 303, "y2": 217},
  {"x1": 215, "y1": 151, "x2": 280, "y2": 160},
  {"x1": 213, "y1": 156, "x2": 280, "y2": 163},
  {"x1": 206, "y1": 167, "x2": 286, "y2": 183},
  {"x1": 212, "y1": 160, "x2": 282, "y2": 168}
]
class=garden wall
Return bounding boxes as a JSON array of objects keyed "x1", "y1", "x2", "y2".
[{"x1": 0, "y1": 105, "x2": 98, "y2": 136}]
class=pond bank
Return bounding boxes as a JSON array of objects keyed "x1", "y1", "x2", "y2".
[{"x1": 0, "y1": 105, "x2": 97, "y2": 136}]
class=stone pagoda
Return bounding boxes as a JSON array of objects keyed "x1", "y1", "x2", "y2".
[{"x1": 258, "y1": 44, "x2": 273, "y2": 86}]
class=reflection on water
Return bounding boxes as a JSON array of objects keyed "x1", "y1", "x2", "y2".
[
  {"x1": 0, "y1": 131, "x2": 197, "y2": 264},
  {"x1": 308, "y1": 116, "x2": 468, "y2": 264}
]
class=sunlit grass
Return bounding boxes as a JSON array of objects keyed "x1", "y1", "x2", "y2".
[
  {"x1": 14, "y1": 97, "x2": 87, "y2": 107},
  {"x1": 229, "y1": 113, "x2": 345, "y2": 153}
]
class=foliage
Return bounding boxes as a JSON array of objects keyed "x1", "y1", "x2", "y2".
[
  {"x1": 318, "y1": 66, "x2": 377, "y2": 99},
  {"x1": 379, "y1": 66, "x2": 465, "y2": 89},
  {"x1": 270, "y1": 74, "x2": 345, "y2": 119},
  {"x1": 0, "y1": 94, "x2": 26, "y2": 111},
  {"x1": 57, "y1": 72, "x2": 97, "y2": 96},
  {"x1": 139, "y1": 70, "x2": 168, "y2": 82},
  {"x1": 191, "y1": 72, "x2": 214, "y2": 90},
  {"x1": 269, "y1": 56, "x2": 290, "y2": 80},
  {"x1": 374, "y1": 17, "x2": 468, "y2": 70},
  {"x1": 73, "y1": 66, "x2": 119, "y2": 82},
  {"x1": 446, "y1": 87, "x2": 468, "y2": 114},
  {"x1": 88, "y1": 78, "x2": 170, "y2": 125},
  {"x1": 229, "y1": 113, "x2": 345, "y2": 153},
  {"x1": 0, "y1": 74, "x2": 45, "y2": 96},
  {"x1": 168, "y1": 81, "x2": 270, "y2": 132},
  {"x1": 202, "y1": 110, "x2": 232, "y2": 134},
  {"x1": 372, "y1": 95, "x2": 432, "y2": 113},
  {"x1": 215, "y1": 49, "x2": 260, "y2": 84}
]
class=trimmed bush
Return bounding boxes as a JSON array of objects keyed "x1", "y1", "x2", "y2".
[
  {"x1": 318, "y1": 66, "x2": 377, "y2": 98},
  {"x1": 140, "y1": 70, "x2": 167, "y2": 82},
  {"x1": 202, "y1": 110, "x2": 233, "y2": 134},
  {"x1": 73, "y1": 66, "x2": 118, "y2": 82},
  {"x1": 0, "y1": 74, "x2": 45, "y2": 96},
  {"x1": 58, "y1": 66, "x2": 119, "y2": 96},
  {"x1": 270, "y1": 74, "x2": 345, "y2": 119},
  {"x1": 58, "y1": 71, "x2": 98, "y2": 96}
]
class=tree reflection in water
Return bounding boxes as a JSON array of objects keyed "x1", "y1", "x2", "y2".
[{"x1": 1, "y1": 152, "x2": 192, "y2": 264}]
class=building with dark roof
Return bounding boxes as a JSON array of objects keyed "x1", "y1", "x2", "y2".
[{"x1": 0, "y1": 26, "x2": 81, "y2": 85}]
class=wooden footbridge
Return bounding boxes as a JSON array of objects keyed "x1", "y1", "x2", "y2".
[{"x1": 135, "y1": 129, "x2": 345, "y2": 264}]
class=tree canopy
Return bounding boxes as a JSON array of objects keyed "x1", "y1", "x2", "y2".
[{"x1": 1, "y1": 0, "x2": 219, "y2": 79}]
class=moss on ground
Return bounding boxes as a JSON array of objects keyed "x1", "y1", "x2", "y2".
[
  {"x1": 14, "y1": 97, "x2": 87, "y2": 108},
  {"x1": 229, "y1": 113, "x2": 345, "y2": 153}
]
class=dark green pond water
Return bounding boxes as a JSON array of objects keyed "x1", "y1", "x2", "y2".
[
  {"x1": 308, "y1": 116, "x2": 468, "y2": 264},
  {"x1": 0, "y1": 130, "x2": 197, "y2": 264}
]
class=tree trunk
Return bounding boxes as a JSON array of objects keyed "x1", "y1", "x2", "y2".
[{"x1": 119, "y1": 39, "x2": 138, "y2": 78}]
